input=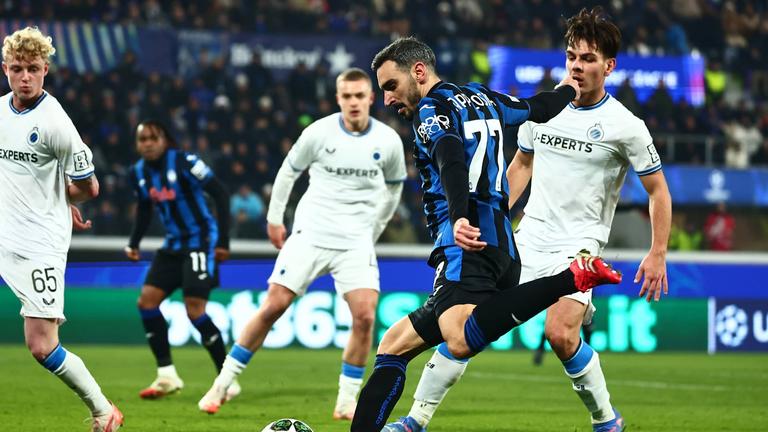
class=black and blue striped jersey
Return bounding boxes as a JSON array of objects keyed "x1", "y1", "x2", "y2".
[
  {"x1": 130, "y1": 149, "x2": 219, "y2": 251},
  {"x1": 412, "y1": 81, "x2": 572, "y2": 257}
]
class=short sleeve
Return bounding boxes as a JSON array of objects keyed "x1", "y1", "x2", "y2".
[
  {"x1": 179, "y1": 152, "x2": 214, "y2": 185},
  {"x1": 383, "y1": 129, "x2": 407, "y2": 183},
  {"x1": 286, "y1": 123, "x2": 319, "y2": 172},
  {"x1": 516, "y1": 121, "x2": 535, "y2": 153},
  {"x1": 414, "y1": 97, "x2": 461, "y2": 157},
  {"x1": 49, "y1": 114, "x2": 95, "y2": 180},
  {"x1": 623, "y1": 118, "x2": 662, "y2": 176}
]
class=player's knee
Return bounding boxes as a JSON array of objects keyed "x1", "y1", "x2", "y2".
[
  {"x1": 26, "y1": 340, "x2": 51, "y2": 362},
  {"x1": 259, "y1": 298, "x2": 291, "y2": 323},
  {"x1": 185, "y1": 305, "x2": 205, "y2": 321},
  {"x1": 351, "y1": 308, "x2": 376, "y2": 333},
  {"x1": 545, "y1": 325, "x2": 580, "y2": 352}
]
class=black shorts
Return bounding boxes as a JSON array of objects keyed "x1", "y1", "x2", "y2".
[
  {"x1": 144, "y1": 248, "x2": 219, "y2": 299},
  {"x1": 408, "y1": 245, "x2": 520, "y2": 347}
]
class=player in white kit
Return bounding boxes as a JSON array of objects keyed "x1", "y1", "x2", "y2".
[
  {"x1": 385, "y1": 8, "x2": 672, "y2": 432},
  {"x1": 0, "y1": 27, "x2": 123, "y2": 431},
  {"x1": 198, "y1": 67, "x2": 406, "y2": 417}
]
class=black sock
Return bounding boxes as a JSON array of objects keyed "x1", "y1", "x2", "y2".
[
  {"x1": 139, "y1": 307, "x2": 172, "y2": 367},
  {"x1": 192, "y1": 313, "x2": 227, "y2": 372},
  {"x1": 351, "y1": 354, "x2": 408, "y2": 432},
  {"x1": 466, "y1": 269, "x2": 576, "y2": 353}
]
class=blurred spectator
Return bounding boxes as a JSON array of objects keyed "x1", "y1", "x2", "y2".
[
  {"x1": 231, "y1": 184, "x2": 266, "y2": 238},
  {"x1": 704, "y1": 202, "x2": 735, "y2": 251}
]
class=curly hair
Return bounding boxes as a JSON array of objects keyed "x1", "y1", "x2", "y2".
[
  {"x1": 2, "y1": 26, "x2": 56, "y2": 63},
  {"x1": 564, "y1": 7, "x2": 621, "y2": 59}
]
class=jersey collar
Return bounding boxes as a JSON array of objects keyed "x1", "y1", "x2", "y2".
[
  {"x1": 9, "y1": 91, "x2": 48, "y2": 115},
  {"x1": 569, "y1": 92, "x2": 610, "y2": 111},
  {"x1": 338, "y1": 114, "x2": 372, "y2": 137}
]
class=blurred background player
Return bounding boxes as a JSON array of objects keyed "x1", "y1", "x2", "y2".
[
  {"x1": 125, "y1": 119, "x2": 236, "y2": 401},
  {"x1": 352, "y1": 36, "x2": 622, "y2": 431},
  {"x1": 197, "y1": 67, "x2": 406, "y2": 418},
  {"x1": 0, "y1": 27, "x2": 123, "y2": 432},
  {"x1": 385, "y1": 8, "x2": 671, "y2": 432}
]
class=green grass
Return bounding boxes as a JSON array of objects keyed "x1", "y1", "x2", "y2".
[{"x1": 0, "y1": 345, "x2": 766, "y2": 431}]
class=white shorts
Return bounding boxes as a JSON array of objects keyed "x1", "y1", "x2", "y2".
[
  {"x1": 0, "y1": 245, "x2": 66, "y2": 323},
  {"x1": 267, "y1": 234, "x2": 379, "y2": 296},
  {"x1": 517, "y1": 232, "x2": 600, "y2": 324}
]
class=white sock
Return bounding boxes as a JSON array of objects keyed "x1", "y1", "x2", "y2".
[
  {"x1": 336, "y1": 374, "x2": 363, "y2": 410},
  {"x1": 47, "y1": 347, "x2": 111, "y2": 416},
  {"x1": 215, "y1": 355, "x2": 246, "y2": 389},
  {"x1": 408, "y1": 344, "x2": 469, "y2": 427},
  {"x1": 562, "y1": 340, "x2": 614, "y2": 423},
  {"x1": 157, "y1": 364, "x2": 180, "y2": 379}
]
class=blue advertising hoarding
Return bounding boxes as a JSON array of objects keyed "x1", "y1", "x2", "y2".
[
  {"x1": 488, "y1": 46, "x2": 705, "y2": 106},
  {"x1": 621, "y1": 165, "x2": 768, "y2": 206},
  {"x1": 710, "y1": 299, "x2": 768, "y2": 352}
]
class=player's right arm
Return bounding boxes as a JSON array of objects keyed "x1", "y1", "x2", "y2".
[
  {"x1": 506, "y1": 149, "x2": 533, "y2": 209},
  {"x1": 266, "y1": 126, "x2": 317, "y2": 249},
  {"x1": 125, "y1": 168, "x2": 153, "y2": 261},
  {"x1": 67, "y1": 175, "x2": 99, "y2": 203}
]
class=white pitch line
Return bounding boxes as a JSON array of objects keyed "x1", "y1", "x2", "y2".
[{"x1": 467, "y1": 371, "x2": 731, "y2": 392}]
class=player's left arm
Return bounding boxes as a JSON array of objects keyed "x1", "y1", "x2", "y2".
[
  {"x1": 636, "y1": 170, "x2": 672, "y2": 302},
  {"x1": 373, "y1": 132, "x2": 406, "y2": 242}
]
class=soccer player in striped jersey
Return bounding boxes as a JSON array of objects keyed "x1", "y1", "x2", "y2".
[
  {"x1": 198, "y1": 68, "x2": 406, "y2": 418},
  {"x1": 0, "y1": 27, "x2": 123, "y2": 431},
  {"x1": 350, "y1": 36, "x2": 623, "y2": 432},
  {"x1": 125, "y1": 120, "x2": 236, "y2": 401},
  {"x1": 385, "y1": 8, "x2": 671, "y2": 432}
]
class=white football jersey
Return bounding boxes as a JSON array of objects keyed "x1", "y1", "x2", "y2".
[
  {"x1": 516, "y1": 93, "x2": 661, "y2": 249},
  {"x1": 0, "y1": 91, "x2": 95, "y2": 265},
  {"x1": 288, "y1": 113, "x2": 406, "y2": 250}
]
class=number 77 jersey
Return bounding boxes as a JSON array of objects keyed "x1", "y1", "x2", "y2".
[{"x1": 411, "y1": 81, "x2": 532, "y2": 253}]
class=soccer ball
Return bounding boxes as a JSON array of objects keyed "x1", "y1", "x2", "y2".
[{"x1": 260, "y1": 418, "x2": 314, "y2": 432}]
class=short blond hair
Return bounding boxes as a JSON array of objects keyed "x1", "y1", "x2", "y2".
[
  {"x1": 336, "y1": 67, "x2": 372, "y2": 88},
  {"x1": 2, "y1": 26, "x2": 56, "y2": 63}
]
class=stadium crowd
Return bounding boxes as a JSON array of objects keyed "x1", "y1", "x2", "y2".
[{"x1": 1, "y1": 0, "x2": 766, "y2": 248}]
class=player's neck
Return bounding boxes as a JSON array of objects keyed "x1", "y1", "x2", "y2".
[
  {"x1": 12, "y1": 90, "x2": 44, "y2": 112},
  {"x1": 419, "y1": 76, "x2": 442, "y2": 99},
  {"x1": 342, "y1": 116, "x2": 370, "y2": 134},
  {"x1": 573, "y1": 88, "x2": 607, "y2": 108}
]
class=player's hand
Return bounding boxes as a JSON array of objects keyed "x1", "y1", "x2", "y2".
[
  {"x1": 70, "y1": 204, "x2": 92, "y2": 231},
  {"x1": 635, "y1": 250, "x2": 668, "y2": 302},
  {"x1": 214, "y1": 247, "x2": 230, "y2": 262},
  {"x1": 557, "y1": 74, "x2": 581, "y2": 101},
  {"x1": 453, "y1": 217, "x2": 486, "y2": 251},
  {"x1": 267, "y1": 223, "x2": 287, "y2": 250},
  {"x1": 124, "y1": 246, "x2": 141, "y2": 261}
]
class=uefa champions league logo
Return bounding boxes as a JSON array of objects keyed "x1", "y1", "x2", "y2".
[{"x1": 715, "y1": 304, "x2": 748, "y2": 347}]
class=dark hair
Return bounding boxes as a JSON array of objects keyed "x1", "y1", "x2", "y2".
[
  {"x1": 137, "y1": 119, "x2": 178, "y2": 149},
  {"x1": 564, "y1": 7, "x2": 622, "y2": 59},
  {"x1": 371, "y1": 36, "x2": 436, "y2": 72},
  {"x1": 336, "y1": 67, "x2": 372, "y2": 86}
]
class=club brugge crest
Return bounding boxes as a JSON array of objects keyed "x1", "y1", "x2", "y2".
[
  {"x1": 27, "y1": 127, "x2": 40, "y2": 145},
  {"x1": 587, "y1": 123, "x2": 604, "y2": 141}
]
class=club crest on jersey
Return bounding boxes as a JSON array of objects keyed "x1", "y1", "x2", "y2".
[
  {"x1": 587, "y1": 123, "x2": 604, "y2": 141},
  {"x1": 372, "y1": 151, "x2": 381, "y2": 161},
  {"x1": 27, "y1": 127, "x2": 40, "y2": 145}
]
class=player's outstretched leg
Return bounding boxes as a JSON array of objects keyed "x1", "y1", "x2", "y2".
[
  {"x1": 383, "y1": 342, "x2": 468, "y2": 432},
  {"x1": 463, "y1": 251, "x2": 621, "y2": 355}
]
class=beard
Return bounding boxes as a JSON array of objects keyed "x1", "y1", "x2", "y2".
[{"x1": 393, "y1": 79, "x2": 421, "y2": 120}]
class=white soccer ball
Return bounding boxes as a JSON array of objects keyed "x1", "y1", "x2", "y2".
[
  {"x1": 261, "y1": 418, "x2": 314, "y2": 432},
  {"x1": 715, "y1": 304, "x2": 748, "y2": 347}
]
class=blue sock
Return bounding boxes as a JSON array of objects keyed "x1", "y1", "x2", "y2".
[
  {"x1": 437, "y1": 342, "x2": 470, "y2": 363},
  {"x1": 341, "y1": 361, "x2": 365, "y2": 379},
  {"x1": 228, "y1": 343, "x2": 254, "y2": 365},
  {"x1": 463, "y1": 313, "x2": 489, "y2": 354},
  {"x1": 40, "y1": 343, "x2": 67, "y2": 373},
  {"x1": 562, "y1": 339, "x2": 595, "y2": 375}
]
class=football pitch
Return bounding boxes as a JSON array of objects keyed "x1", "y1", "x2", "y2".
[{"x1": 1, "y1": 346, "x2": 765, "y2": 431}]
